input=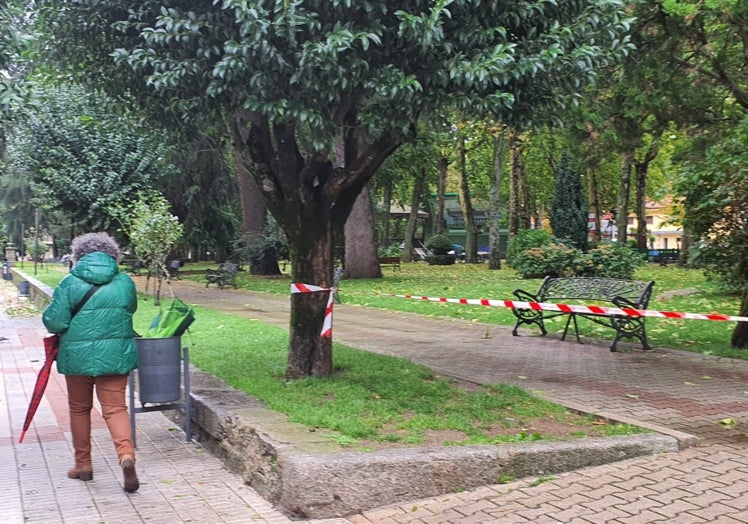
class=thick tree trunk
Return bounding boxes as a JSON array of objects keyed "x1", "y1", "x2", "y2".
[
  {"x1": 488, "y1": 132, "x2": 506, "y2": 270},
  {"x1": 238, "y1": 112, "x2": 399, "y2": 378},
  {"x1": 457, "y1": 137, "x2": 479, "y2": 263},
  {"x1": 434, "y1": 154, "x2": 448, "y2": 236},
  {"x1": 287, "y1": 216, "x2": 335, "y2": 378},
  {"x1": 344, "y1": 187, "x2": 382, "y2": 279},
  {"x1": 616, "y1": 151, "x2": 634, "y2": 245},
  {"x1": 232, "y1": 111, "x2": 279, "y2": 275}
]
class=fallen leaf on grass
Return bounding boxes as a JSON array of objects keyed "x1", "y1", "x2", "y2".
[{"x1": 719, "y1": 418, "x2": 737, "y2": 426}]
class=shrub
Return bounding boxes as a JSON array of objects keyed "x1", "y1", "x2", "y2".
[
  {"x1": 425, "y1": 234, "x2": 456, "y2": 265},
  {"x1": 506, "y1": 229, "x2": 552, "y2": 266},
  {"x1": 584, "y1": 242, "x2": 646, "y2": 279},
  {"x1": 425, "y1": 234, "x2": 453, "y2": 255},
  {"x1": 511, "y1": 241, "x2": 646, "y2": 279},
  {"x1": 511, "y1": 242, "x2": 582, "y2": 278}
]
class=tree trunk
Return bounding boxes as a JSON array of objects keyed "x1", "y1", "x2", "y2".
[
  {"x1": 233, "y1": 111, "x2": 268, "y2": 235},
  {"x1": 344, "y1": 186, "x2": 382, "y2": 279},
  {"x1": 488, "y1": 131, "x2": 506, "y2": 270},
  {"x1": 732, "y1": 284, "x2": 748, "y2": 348},
  {"x1": 634, "y1": 160, "x2": 649, "y2": 250},
  {"x1": 457, "y1": 137, "x2": 479, "y2": 263},
  {"x1": 508, "y1": 131, "x2": 531, "y2": 235},
  {"x1": 678, "y1": 228, "x2": 693, "y2": 267},
  {"x1": 616, "y1": 151, "x2": 634, "y2": 245},
  {"x1": 287, "y1": 214, "x2": 335, "y2": 378},
  {"x1": 231, "y1": 111, "x2": 279, "y2": 275},
  {"x1": 588, "y1": 167, "x2": 601, "y2": 243},
  {"x1": 434, "y1": 154, "x2": 448, "y2": 236},
  {"x1": 235, "y1": 111, "x2": 400, "y2": 379},
  {"x1": 508, "y1": 132, "x2": 521, "y2": 236},
  {"x1": 381, "y1": 182, "x2": 393, "y2": 247},
  {"x1": 403, "y1": 166, "x2": 427, "y2": 263},
  {"x1": 634, "y1": 140, "x2": 659, "y2": 251}
]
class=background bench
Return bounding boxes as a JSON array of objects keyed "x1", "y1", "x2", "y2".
[
  {"x1": 511, "y1": 276, "x2": 655, "y2": 352},
  {"x1": 378, "y1": 256, "x2": 401, "y2": 270},
  {"x1": 205, "y1": 263, "x2": 239, "y2": 289}
]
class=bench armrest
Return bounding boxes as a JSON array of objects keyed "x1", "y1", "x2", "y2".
[
  {"x1": 513, "y1": 288, "x2": 540, "y2": 302},
  {"x1": 612, "y1": 295, "x2": 641, "y2": 310}
]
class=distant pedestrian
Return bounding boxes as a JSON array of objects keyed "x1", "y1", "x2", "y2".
[{"x1": 42, "y1": 232, "x2": 140, "y2": 493}]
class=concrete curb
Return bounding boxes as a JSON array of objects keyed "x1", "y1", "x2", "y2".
[{"x1": 176, "y1": 365, "x2": 680, "y2": 519}]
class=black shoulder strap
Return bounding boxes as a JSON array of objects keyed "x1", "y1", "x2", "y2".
[{"x1": 71, "y1": 284, "x2": 102, "y2": 318}]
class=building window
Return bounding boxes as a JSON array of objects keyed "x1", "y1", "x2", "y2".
[{"x1": 645, "y1": 216, "x2": 653, "y2": 225}]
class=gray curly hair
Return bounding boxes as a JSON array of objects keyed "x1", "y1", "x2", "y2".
[{"x1": 71, "y1": 232, "x2": 122, "y2": 262}]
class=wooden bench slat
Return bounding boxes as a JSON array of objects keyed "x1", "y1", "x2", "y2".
[{"x1": 378, "y1": 257, "x2": 401, "y2": 270}]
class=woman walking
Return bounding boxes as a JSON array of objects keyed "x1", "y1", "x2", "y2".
[{"x1": 42, "y1": 232, "x2": 140, "y2": 493}]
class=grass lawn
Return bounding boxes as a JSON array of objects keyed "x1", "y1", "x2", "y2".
[{"x1": 21, "y1": 259, "x2": 745, "y2": 448}]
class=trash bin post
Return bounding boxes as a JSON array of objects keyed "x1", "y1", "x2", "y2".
[{"x1": 129, "y1": 337, "x2": 192, "y2": 449}]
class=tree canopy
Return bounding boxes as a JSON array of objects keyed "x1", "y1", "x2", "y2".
[{"x1": 3, "y1": 83, "x2": 177, "y2": 234}]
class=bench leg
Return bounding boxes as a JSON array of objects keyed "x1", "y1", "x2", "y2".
[
  {"x1": 512, "y1": 315, "x2": 547, "y2": 337},
  {"x1": 561, "y1": 314, "x2": 581, "y2": 343},
  {"x1": 610, "y1": 317, "x2": 651, "y2": 352}
]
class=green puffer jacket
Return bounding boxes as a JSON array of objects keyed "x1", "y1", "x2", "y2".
[{"x1": 42, "y1": 251, "x2": 138, "y2": 377}]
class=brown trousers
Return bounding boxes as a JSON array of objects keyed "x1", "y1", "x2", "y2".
[{"x1": 65, "y1": 374, "x2": 134, "y2": 469}]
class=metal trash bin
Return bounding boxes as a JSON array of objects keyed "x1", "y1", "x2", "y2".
[
  {"x1": 135, "y1": 336, "x2": 182, "y2": 403},
  {"x1": 129, "y1": 336, "x2": 192, "y2": 447},
  {"x1": 17, "y1": 280, "x2": 30, "y2": 297}
]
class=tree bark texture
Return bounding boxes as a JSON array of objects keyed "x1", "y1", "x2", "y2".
[
  {"x1": 457, "y1": 137, "x2": 479, "y2": 263},
  {"x1": 344, "y1": 187, "x2": 382, "y2": 279},
  {"x1": 588, "y1": 167, "x2": 601, "y2": 243},
  {"x1": 616, "y1": 151, "x2": 634, "y2": 245},
  {"x1": 434, "y1": 154, "x2": 448, "y2": 236},
  {"x1": 634, "y1": 141, "x2": 659, "y2": 251},
  {"x1": 508, "y1": 132, "x2": 531, "y2": 235},
  {"x1": 488, "y1": 132, "x2": 506, "y2": 270}
]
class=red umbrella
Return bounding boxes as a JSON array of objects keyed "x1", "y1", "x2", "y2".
[{"x1": 19, "y1": 334, "x2": 59, "y2": 443}]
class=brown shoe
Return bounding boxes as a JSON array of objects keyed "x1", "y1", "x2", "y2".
[
  {"x1": 120, "y1": 456, "x2": 139, "y2": 493},
  {"x1": 67, "y1": 467, "x2": 93, "y2": 481}
]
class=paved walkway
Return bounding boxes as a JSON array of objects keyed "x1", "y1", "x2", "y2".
[{"x1": 4, "y1": 274, "x2": 748, "y2": 522}]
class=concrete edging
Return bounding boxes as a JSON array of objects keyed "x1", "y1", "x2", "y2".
[{"x1": 180, "y1": 366, "x2": 680, "y2": 519}]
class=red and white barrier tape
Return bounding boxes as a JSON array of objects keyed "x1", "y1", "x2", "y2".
[
  {"x1": 373, "y1": 292, "x2": 748, "y2": 323},
  {"x1": 290, "y1": 283, "x2": 334, "y2": 337}
]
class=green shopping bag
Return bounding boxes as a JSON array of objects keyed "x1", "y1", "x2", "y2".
[{"x1": 146, "y1": 298, "x2": 195, "y2": 338}]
